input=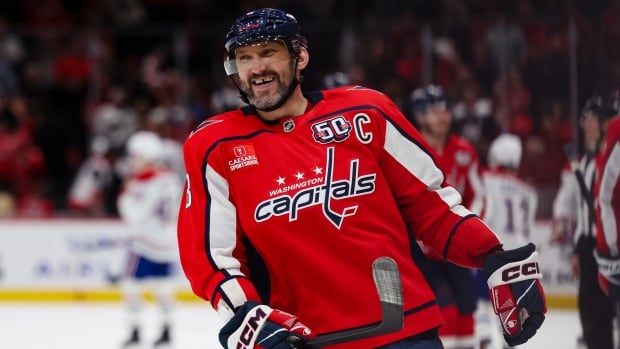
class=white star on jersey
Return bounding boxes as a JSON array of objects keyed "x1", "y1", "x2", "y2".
[
  {"x1": 295, "y1": 171, "x2": 305, "y2": 180},
  {"x1": 276, "y1": 176, "x2": 286, "y2": 185},
  {"x1": 313, "y1": 166, "x2": 323, "y2": 175}
]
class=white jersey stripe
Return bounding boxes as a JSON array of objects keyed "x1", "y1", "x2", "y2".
[
  {"x1": 205, "y1": 164, "x2": 250, "y2": 318},
  {"x1": 600, "y1": 142, "x2": 620, "y2": 256},
  {"x1": 384, "y1": 122, "x2": 471, "y2": 217},
  {"x1": 205, "y1": 164, "x2": 242, "y2": 271},
  {"x1": 218, "y1": 277, "x2": 250, "y2": 320}
]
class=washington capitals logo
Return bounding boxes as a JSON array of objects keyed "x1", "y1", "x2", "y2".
[{"x1": 254, "y1": 147, "x2": 376, "y2": 229}]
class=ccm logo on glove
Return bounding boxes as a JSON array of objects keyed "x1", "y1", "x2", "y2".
[
  {"x1": 502, "y1": 262, "x2": 540, "y2": 282},
  {"x1": 483, "y1": 243, "x2": 547, "y2": 347},
  {"x1": 220, "y1": 302, "x2": 315, "y2": 349},
  {"x1": 238, "y1": 307, "x2": 268, "y2": 347}
]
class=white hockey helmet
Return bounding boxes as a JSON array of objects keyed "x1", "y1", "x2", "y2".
[
  {"x1": 126, "y1": 131, "x2": 164, "y2": 163},
  {"x1": 488, "y1": 133, "x2": 522, "y2": 169}
]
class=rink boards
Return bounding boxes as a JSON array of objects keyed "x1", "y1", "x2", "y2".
[{"x1": 0, "y1": 219, "x2": 576, "y2": 307}]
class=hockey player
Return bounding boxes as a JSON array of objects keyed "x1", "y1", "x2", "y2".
[
  {"x1": 553, "y1": 96, "x2": 614, "y2": 349},
  {"x1": 119, "y1": 131, "x2": 183, "y2": 349},
  {"x1": 594, "y1": 92, "x2": 620, "y2": 321},
  {"x1": 409, "y1": 85, "x2": 480, "y2": 349},
  {"x1": 409, "y1": 86, "x2": 480, "y2": 208},
  {"x1": 177, "y1": 8, "x2": 547, "y2": 349},
  {"x1": 471, "y1": 134, "x2": 537, "y2": 349},
  {"x1": 473, "y1": 134, "x2": 537, "y2": 250}
]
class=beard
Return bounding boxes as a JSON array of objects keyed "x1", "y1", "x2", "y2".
[{"x1": 240, "y1": 68, "x2": 294, "y2": 110}]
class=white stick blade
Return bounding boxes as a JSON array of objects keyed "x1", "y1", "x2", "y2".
[{"x1": 372, "y1": 257, "x2": 403, "y2": 306}]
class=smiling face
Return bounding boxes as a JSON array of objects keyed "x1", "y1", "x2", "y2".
[{"x1": 234, "y1": 41, "x2": 297, "y2": 111}]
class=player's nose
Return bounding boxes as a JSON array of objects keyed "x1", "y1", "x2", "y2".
[{"x1": 248, "y1": 58, "x2": 268, "y2": 75}]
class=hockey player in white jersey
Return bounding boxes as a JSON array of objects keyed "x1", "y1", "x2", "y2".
[
  {"x1": 472, "y1": 134, "x2": 537, "y2": 249},
  {"x1": 471, "y1": 134, "x2": 537, "y2": 349},
  {"x1": 118, "y1": 131, "x2": 183, "y2": 349}
]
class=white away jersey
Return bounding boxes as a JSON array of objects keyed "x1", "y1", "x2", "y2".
[
  {"x1": 472, "y1": 169, "x2": 538, "y2": 249},
  {"x1": 118, "y1": 168, "x2": 183, "y2": 262}
]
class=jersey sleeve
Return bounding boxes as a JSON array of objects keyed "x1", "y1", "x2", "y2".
[
  {"x1": 597, "y1": 120, "x2": 620, "y2": 257},
  {"x1": 462, "y1": 145, "x2": 481, "y2": 208},
  {"x1": 469, "y1": 166, "x2": 485, "y2": 216},
  {"x1": 552, "y1": 166, "x2": 578, "y2": 220},
  {"x1": 374, "y1": 96, "x2": 501, "y2": 268},
  {"x1": 528, "y1": 185, "x2": 538, "y2": 237},
  {"x1": 118, "y1": 181, "x2": 145, "y2": 226},
  {"x1": 177, "y1": 136, "x2": 261, "y2": 320}
]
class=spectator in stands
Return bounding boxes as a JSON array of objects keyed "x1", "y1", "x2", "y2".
[
  {"x1": 452, "y1": 77, "x2": 499, "y2": 164},
  {"x1": 90, "y1": 85, "x2": 140, "y2": 154},
  {"x1": 0, "y1": 16, "x2": 25, "y2": 94},
  {"x1": 0, "y1": 94, "x2": 48, "y2": 216},
  {"x1": 0, "y1": 0, "x2": 614, "y2": 220},
  {"x1": 484, "y1": 13, "x2": 527, "y2": 73},
  {"x1": 493, "y1": 67, "x2": 533, "y2": 138}
]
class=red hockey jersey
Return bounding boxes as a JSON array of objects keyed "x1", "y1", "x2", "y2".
[
  {"x1": 177, "y1": 86, "x2": 501, "y2": 348},
  {"x1": 433, "y1": 134, "x2": 479, "y2": 208},
  {"x1": 596, "y1": 116, "x2": 620, "y2": 258}
]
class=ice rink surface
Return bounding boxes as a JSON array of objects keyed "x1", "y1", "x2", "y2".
[{"x1": 0, "y1": 303, "x2": 579, "y2": 349}]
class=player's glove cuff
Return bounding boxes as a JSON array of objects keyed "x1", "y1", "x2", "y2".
[{"x1": 483, "y1": 243, "x2": 547, "y2": 347}]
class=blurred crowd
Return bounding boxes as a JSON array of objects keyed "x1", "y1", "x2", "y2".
[{"x1": 0, "y1": 0, "x2": 619, "y2": 218}]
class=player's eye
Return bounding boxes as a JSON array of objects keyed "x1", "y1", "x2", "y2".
[
  {"x1": 261, "y1": 48, "x2": 277, "y2": 57},
  {"x1": 237, "y1": 55, "x2": 251, "y2": 62}
]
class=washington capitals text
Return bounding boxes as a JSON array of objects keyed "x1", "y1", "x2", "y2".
[{"x1": 254, "y1": 147, "x2": 376, "y2": 228}]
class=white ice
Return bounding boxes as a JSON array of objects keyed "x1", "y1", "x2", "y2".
[{"x1": 0, "y1": 303, "x2": 579, "y2": 349}]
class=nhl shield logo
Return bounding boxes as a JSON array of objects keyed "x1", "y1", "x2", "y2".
[{"x1": 283, "y1": 119, "x2": 295, "y2": 132}]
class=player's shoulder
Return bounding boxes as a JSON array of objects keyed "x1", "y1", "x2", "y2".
[
  {"x1": 154, "y1": 167, "x2": 180, "y2": 181},
  {"x1": 449, "y1": 134, "x2": 476, "y2": 152},
  {"x1": 607, "y1": 115, "x2": 620, "y2": 142},
  {"x1": 608, "y1": 115, "x2": 620, "y2": 129},
  {"x1": 183, "y1": 109, "x2": 251, "y2": 151},
  {"x1": 484, "y1": 168, "x2": 534, "y2": 190},
  {"x1": 322, "y1": 85, "x2": 396, "y2": 110},
  {"x1": 448, "y1": 134, "x2": 478, "y2": 161}
]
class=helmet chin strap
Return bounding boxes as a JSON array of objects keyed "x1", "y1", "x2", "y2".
[{"x1": 234, "y1": 57, "x2": 301, "y2": 113}]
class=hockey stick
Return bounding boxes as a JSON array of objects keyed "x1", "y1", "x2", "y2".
[{"x1": 292, "y1": 257, "x2": 404, "y2": 348}]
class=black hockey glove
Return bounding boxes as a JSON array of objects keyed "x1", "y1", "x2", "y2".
[
  {"x1": 482, "y1": 243, "x2": 547, "y2": 347},
  {"x1": 219, "y1": 301, "x2": 314, "y2": 349}
]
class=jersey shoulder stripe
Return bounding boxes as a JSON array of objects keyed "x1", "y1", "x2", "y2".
[
  {"x1": 187, "y1": 109, "x2": 249, "y2": 141},
  {"x1": 322, "y1": 85, "x2": 389, "y2": 107},
  {"x1": 184, "y1": 112, "x2": 269, "y2": 159}
]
